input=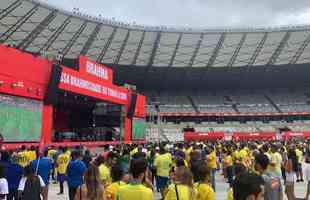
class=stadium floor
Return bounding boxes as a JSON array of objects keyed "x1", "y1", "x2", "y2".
[{"x1": 48, "y1": 172, "x2": 307, "y2": 200}]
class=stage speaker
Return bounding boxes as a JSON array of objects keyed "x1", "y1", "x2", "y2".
[
  {"x1": 127, "y1": 93, "x2": 137, "y2": 118},
  {"x1": 44, "y1": 64, "x2": 62, "y2": 105}
]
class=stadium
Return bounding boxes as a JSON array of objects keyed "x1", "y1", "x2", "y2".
[{"x1": 0, "y1": 0, "x2": 310, "y2": 199}]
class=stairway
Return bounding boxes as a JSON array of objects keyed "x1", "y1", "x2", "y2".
[
  {"x1": 188, "y1": 96, "x2": 199, "y2": 113},
  {"x1": 264, "y1": 94, "x2": 282, "y2": 113}
]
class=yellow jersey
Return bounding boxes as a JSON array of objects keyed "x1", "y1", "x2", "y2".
[
  {"x1": 99, "y1": 164, "x2": 112, "y2": 186},
  {"x1": 57, "y1": 153, "x2": 70, "y2": 174},
  {"x1": 227, "y1": 188, "x2": 234, "y2": 200},
  {"x1": 106, "y1": 181, "x2": 126, "y2": 200},
  {"x1": 27, "y1": 150, "x2": 37, "y2": 162},
  {"x1": 17, "y1": 151, "x2": 30, "y2": 167},
  {"x1": 194, "y1": 183, "x2": 215, "y2": 200},
  {"x1": 295, "y1": 149, "x2": 303, "y2": 163},
  {"x1": 164, "y1": 184, "x2": 196, "y2": 200},
  {"x1": 207, "y1": 151, "x2": 217, "y2": 169},
  {"x1": 154, "y1": 153, "x2": 172, "y2": 177},
  {"x1": 116, "y1": 183, "x2": 153, "y2": 200}
]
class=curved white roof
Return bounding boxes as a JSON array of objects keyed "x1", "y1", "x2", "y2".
[{"x1": 1, "y1": 0, "x2": 310, "y2": 67}]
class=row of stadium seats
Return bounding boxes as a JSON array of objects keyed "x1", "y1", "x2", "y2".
[{"x1": 146, "y1": 88, "x2": 310, "y2": 113}]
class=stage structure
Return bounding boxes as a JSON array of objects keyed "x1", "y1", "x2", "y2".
[{"x1": 0, "y1": 45, "x2": 146, "y2": 149}]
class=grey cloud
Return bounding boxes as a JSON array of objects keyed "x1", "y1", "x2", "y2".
[{"x1": 48, "y1": 0, "x2": 310, "y2": 28}]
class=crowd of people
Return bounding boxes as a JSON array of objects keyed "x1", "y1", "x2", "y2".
[{"x1": 0, "y1": 139, "x2": 307, "y2": 200}]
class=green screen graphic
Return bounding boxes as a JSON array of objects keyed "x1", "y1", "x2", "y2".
[
  {"x1": 132, "y1": 118, "x2": 146, "y2": 140},
  {"x1": 0, "y1": 94, "x2": 42, "y2": 142}
]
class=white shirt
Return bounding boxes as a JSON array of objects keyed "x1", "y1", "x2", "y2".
[
  {"x1": 304, "y1": 163, "x2": 310, "y2": 181},
  {"x1": 18, "y1": 175, "x2": 45, "y2": 191},
  {"x1": 0, "y1": 178, "x2": 8, "y2": 195}
]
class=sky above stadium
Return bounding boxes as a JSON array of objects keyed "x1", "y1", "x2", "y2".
[{"x1": 46, "y1": 0, "x2": 310, "y2": 28}]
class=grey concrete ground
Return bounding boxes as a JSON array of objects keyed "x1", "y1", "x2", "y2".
[{"x1": 48, "y1": 172, "x2": 307, "y2": 200}]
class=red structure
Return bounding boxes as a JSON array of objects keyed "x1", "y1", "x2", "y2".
[
  {"x1": 0, "y1": 45, "x2": 146, "y2": 149},
  {"x1": 282, "y1": 131, "x2": 310, "y2": 140},
  {"x1": 232, "y1": 132, "x2": 276, "y2": 141},
  {"x1": 184, "y1": 132, "x2": 225, "y2": 141}
]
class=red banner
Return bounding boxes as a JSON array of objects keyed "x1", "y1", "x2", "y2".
[
  {"x1": 282, "y1": 131, "x2": 310, "y2": 140},
  {"x1": 59, "y1": 67, "x2": 128, "y2": 105},
  {"x1": 232, "y1": 132, "x2": 276, "y2": 141},
  {"x1": 135, "y1": 94, "x2": 146, "y2": 117},
  {"x1": 79, "y1": 56, "x2": 113, "y2": 84},
  {"x1": 184, "y1": 132, "x2": 225, "y2": 141}
]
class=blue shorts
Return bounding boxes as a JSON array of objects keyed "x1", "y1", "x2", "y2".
[
  {"x1": 156, "y1": 176, "x2": 169, "y2": 190},
  {"x1": 57, "y1": 174, "x2": 66, "y2": 182}
]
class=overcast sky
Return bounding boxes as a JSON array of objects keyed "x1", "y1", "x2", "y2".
[{"x1": 45, "y1": 0, "x2": 310, "y2": 28}]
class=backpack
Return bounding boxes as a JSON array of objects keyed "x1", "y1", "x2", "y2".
[{"x1": 22, "y1": 176, "x2": 41, "y2": 200}]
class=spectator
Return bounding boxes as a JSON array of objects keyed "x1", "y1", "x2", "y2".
[
  {"x1": 67, "y1": 150, "x2": 87, "y2": 200},
  {"x1": 285, "y1": 147, "x2": 299, "y2": 200},
  {"x1": 207, "y1": 146, "x2": 217, "y2": 191},
  {"x1": 303, "y1": 150, "x2": 310, "y2": 200},
  {"x1": 154, "y1": 146, "x2": 172, "y2": 197},
  {"x1": 56, "y1": 147, "x2": 70, "y2": 195},
  {"x1": 255, "y1": 153, "x2": 283, "y2": 200},
  {"x1": 82, "y1": 150, "x2": 92, "y2": 169},
  {"x1": 0, "y1": 165, "x2": 8, "y2": 200},
  {"x1": 116, "y1": 158, "x2": 153, "y2": 200},
  {"x1": 295, "y1": 145, "x2": 304, "y2": 182},
  {"x1": 74, "y1": 163, "x2": 105, "y2": 200},
  {"x1": 0, "y1": 152, "x2": 22, "y2": 200},
  {"x1": 30, "y1": 150, "x2": 52, "y2": 200},
  {"x1": 164, "y1": 166, "x2": 196, "y2": 200},
  {"x1": 233, "y1": 172, "x2": 265, "y2": 200},
  {"x1": 193, "y1": 160, "x2": 215, "y2": 200},
  {"x1": 18, "y1": 165, "x2": 45, "y2": 200},
  {"x1": 105, "y1": 164, "x2": 127, "y2": 200}
]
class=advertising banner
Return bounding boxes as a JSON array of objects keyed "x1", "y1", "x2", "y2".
[
  {"x1": 79, "y1": 56, "x2": 113, "y2": 83},
  {"x1": 59, "y1": 67, "x2": 128, "y2": 105}
]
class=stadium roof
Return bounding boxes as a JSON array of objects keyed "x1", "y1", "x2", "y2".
[{"x1": 1, "y1": 0, "x2": 310, "y2": 69}]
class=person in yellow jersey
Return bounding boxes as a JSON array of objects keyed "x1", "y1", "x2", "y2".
[
  {"x1": 207, "y1": 146, "x2": 217, "y2": 191},
  {"x1": 193, "y1": 160, "x2": 215, "y2": 200},
  {"x1": 106, "y1": 164, "x2": 127, "y2": 200},
  {"x1": 164, "y1": 166, "x2": 196, "y2": 200},
  {"x1": 295, "y1": 145, "x2": 304, "y2": 182},
  {"x1": 184, "y1": 144, "x2": 192, "y2": 165},
  {"x1": 99, "y1": 151, "x2": 119, "y2": 187},
  {"x1": 154, "y1": 146, "x2": 172, "y2": 198},
  {"x1": 17, "y1": 146, "x2": 30, "y2": 168},
  {"x1": 56, "y1": 146, "x2": 70, "y2": 195},
  {"x1": 97, "y1": 155, "x2": 112, "y2": 187},
  {"x1": 47, "y1": 146, "x2": 58, "y2": 182},
  {"x1": 116, "y1": 158, "x2": 153, "y2": 200},
  {"x1": 28, "y1": 146, "x2": 37, "y2": 162},
  {"x1": 269, "y1": 144, "x2": 283, "y2": 178},
  {"x1": 223, "y1": 149, "x2": 234, "y2": 187}
]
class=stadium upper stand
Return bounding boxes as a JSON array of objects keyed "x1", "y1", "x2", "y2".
[
  {"x1": 146, "y1": 88, "x2": 310, "y2": 114},
  {"x1": 1, "y1": 0, "x2": 310, "y2": 68}
]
